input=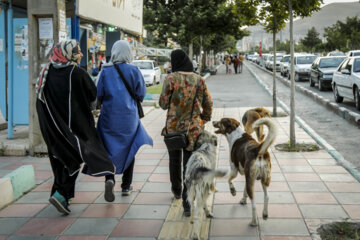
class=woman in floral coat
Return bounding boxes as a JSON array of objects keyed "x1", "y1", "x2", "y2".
[{"x1": 159, "y1": 49, "x2": 213, "y2": 216}]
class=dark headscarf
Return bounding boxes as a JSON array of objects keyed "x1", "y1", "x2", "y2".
[{"x1": 171, "y1": 49, "x2": 193, "y2": 72}]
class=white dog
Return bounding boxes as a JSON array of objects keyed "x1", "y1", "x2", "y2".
[{"x1": 185, "y1": 131, "x2": 228, "y2": 240}]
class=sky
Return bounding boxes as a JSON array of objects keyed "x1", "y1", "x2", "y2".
[{"x1": 321, "y1": 0, "x2": 357, "y2": 7}]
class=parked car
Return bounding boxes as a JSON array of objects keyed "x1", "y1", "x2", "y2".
[
  {"x1": 268, "y1": 55, "x2": 284, "y2": 71},
  {"x1": 132, "y1": 60, "x2": 161, "y2": 86},
  {"x1": 346, "y1": 50, "x2": 360, "y2": 57},
  {"x1": 310, "y1": 56, "x2": 346, "y2": 91},
  {"x1": 280, "y1": 55, "x2": 290, "y2": 77},
  {"x1": 259, "y1": 54, "x2": 269, "y2": 68},
  {"x1": 288, "y1": 54, "x2": 317, "y2": 81},
  {"x1": 332, "y1": 56, "x2": 360, "y2": 110},
  {"x1": 327, "y1": 51, "x2": 345, "y2": 56}
]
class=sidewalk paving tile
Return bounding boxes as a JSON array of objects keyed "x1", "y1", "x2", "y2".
[
  {"x1": 288, "y1": 182, "x2": 328, "y2": 192},
  {"x1": 94, "y1": 192, "x2": 138, "y2": 204},
  {"x1": 148, "y1": 173, "x2": 170, "y2": 182},
  {"x1": 284, "y1": 173, "x2": 321, "y2": 181},
  {"x1": 259, "y1": 219, "x2": 309, "y2": 236},
  {"x1": 37, "y1": 204, "x2": 89, "y2": 218},
  {"x1": 0, "y1": 218, "x2": 29, "y2": 235},
  {"x1": 307, "y1": 158, "x2": 337, "y2": 165},
  {"x1": 108, "y1": 237, "x2": 156, "y2": 240},
  {"x1": 70, "y1": 192, "x2": 102, "y2": 204},
  {"x1": 212, "y1": 204, "x2": 253, "y2": 218},
  {"x1": 319, "y1": 173, "x2": 358, "y2": 182},
  {"x1": 153, "y1": 166, "x2": 169, "y2": 174},
  {"x1": 80, "y1": 204, "x2": 129, "y2": 218},
  {"x1": 263, "y1": 237, "x2": 311, "y2": 240},
  {"x1": 16, "y1": 218, "x2": 75, "y2": 235},
  {"x1": 312, "y1": 165, "x2": 349, "y2": 174},
  {"x1": 256, "y1": 204, "x2": 302, "y2": 218},
  {"x1": 333, "y1": 192, "x2": 360, "y2": 204},
  {"x1": 133, "y1": 193, "x2": 173, "y2": 205},
  {"x1": 342, "y1": 205, "x2": 360, "y2": 219},
  {"x1": 0, "y1": 204, "x2": 47, "y2": 217},
  {"x1": 15, "y1": 192, "x2": 51, "y2": 204},
  {"x1": 6, "y1": 236, "x2": 57, "y2": 240},
  {"x1": 277, "y1": 159, "x2": 309, "y2": 166},
  {"x1": 63, "y1": 218, "x2": 118, "y2": 235},
  {"x1": 293, "y1": 192, "x2": 338, "y2": 204},
  {"x1": 210, "y1": 219, "x2": 258, "y2": 237},
  {"x1": 110, "y1": 219, "x2": 163, "y2": 237},
  {"x1": 123, "y1": 205, "x2": 170, "y2": 219},
  {"x1": 325, "y1": 182, "x2": 360, "y2": 192},
  {"x1": 280, "y1": 166, "x2": 314, "y2": 173},
  {"x1": 210, "y1": 237, "x2": 260, "y2": 240},
  {"x1": 57, "y1": 236, "x2": 107, "y2": 240},
  {"x1": 299, "y1": 205, "x2": 348, "y2": 218},
  {"x1": 133, "y1": 165, "x2": 156, "y2": 173},
  {"x1": 141, "y1": 182, "x2": 171, "y2": 192}
]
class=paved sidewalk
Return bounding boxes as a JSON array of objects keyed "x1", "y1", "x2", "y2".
[{"x1": 0, "y1": 105, "x2": 359, "y2": 239}]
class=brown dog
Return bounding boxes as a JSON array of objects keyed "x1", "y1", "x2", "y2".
[
  {"x1": 242, "y1": 107, "x2": 271, "y2": 142},
  {"x1": 213, "y1": 117, "x2": 276, "y2": 226}
]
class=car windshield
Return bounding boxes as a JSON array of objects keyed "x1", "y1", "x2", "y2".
[
  {"x1": 132, "y1": 62, "x2": 153, "y2": 70},
  {"x1": 282, "y1": 56, "x2": 290, "y2": 62},
  {"x1": 319, "y1": 57, "x2": 346, "y2": 68},
  {"x1": 329, "y1": 52, "x2": 345, "y2": 56},
  {"x1": 276, "y1": 56, "x2": 283, "y2": 61},
  {"x1": 354, "y1": 59, "x2": 360, "y2": 72},
  {"x1": 296, "y1": 56, "x2": 316, "y2": 64}
]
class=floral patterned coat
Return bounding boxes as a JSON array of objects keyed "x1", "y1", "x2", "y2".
[{"x1": 159, "y1": 72, "x2": 213, "y2": 151}]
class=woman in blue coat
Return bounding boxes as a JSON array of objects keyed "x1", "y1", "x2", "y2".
[{"x1": 97, "y1": 40, "x2": 153, "y2": 201}]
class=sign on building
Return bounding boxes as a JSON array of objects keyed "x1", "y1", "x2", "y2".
[{"x1": 77, "y1": 0, "x2": 143, "y2": 35}]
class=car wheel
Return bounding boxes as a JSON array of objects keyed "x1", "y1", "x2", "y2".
[
  {"x1": 318, "y1": 78, "x2": 324, "y2": 91},
  {"x1": 333, "y1": 84, "x2": 343, "y2": 103},
  {"x1": 355, "y1": 86, "x2": 360, "y2": 110},
  {"x1": 309, "y1": 77, "x2": 315, "y2": 87},
  {"x1": 295, "y1": 73, "x2": 299, "y2": 82}
]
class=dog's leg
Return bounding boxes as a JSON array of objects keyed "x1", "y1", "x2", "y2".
[
  {"x1": 228, "y1": 163, "x2": 238, "y2": 196},
  {"x1": 262, "y1": 183, "x2": 269, "y2": 220},
  {"x1": 192, "y1": 186, "x2": 202, "y2": 240},
  {"x1": 246, "y1": 176, "x2": 258, "y2": 226},
  {"x1": 239, "y1": 184, "x2": 248, "y2": 204},
  {"x1": 204, "y1": 185, "x2": 213, "y2": 218}
]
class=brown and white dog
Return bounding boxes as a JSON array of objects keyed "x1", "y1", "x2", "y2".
[
  {"x1": 242, "y1": 107, "x2": 271, "y2": 142},
  {"x1": 213, "y1": 117, "x2": 276, "y2": 226}
]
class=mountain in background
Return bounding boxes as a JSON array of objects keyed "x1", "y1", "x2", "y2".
[{"x1": 244, "y1": 1, "x2": 360, "y2": 45}]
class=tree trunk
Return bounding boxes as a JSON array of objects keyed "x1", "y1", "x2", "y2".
[
  {"x1": 289, "y1": 0, "x2": 296, "y2": 147},
  {"x1": 200, "y1": 35, "x2": 204, "y2": 73},
  {"x1": 189, "y1": 41, "x2": 193, "y2": 61},
  {"x1": 272, "y1": 21, "x2": 277, "y2": 117}
]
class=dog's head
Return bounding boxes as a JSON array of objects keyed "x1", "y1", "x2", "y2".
[
  {"x1": 212, "y1": 118, "x2": 240, "y2": 135},
  {"x1": 195, "y1": 130, "x2": 218, "y2": 150},
  {"x1": 254, "y1": 107, "x2": 271, "y2": 118}
]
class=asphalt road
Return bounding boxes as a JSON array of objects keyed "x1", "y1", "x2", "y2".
[{"x1": 206, "y1": 63, "x2": 360, "y2": 171}]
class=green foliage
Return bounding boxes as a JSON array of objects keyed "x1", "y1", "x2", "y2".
[
  {"x1": 300, "y1": 27, "x2": 322, "y2": 53},
  {"x1": 324, "y1": 16, "x2": 360, "y2": 52}
]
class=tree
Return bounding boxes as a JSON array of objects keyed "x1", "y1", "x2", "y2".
[
  {"x1": 300, "y1": 27, "x2": 322, "y2": 53},
  {"x1": 324, "y1": 16, "x2": 360, "y2": 52}
]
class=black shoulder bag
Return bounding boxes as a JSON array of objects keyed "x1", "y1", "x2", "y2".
[
  {"x1": 113, "y1": 63, "x2": 144, "y2": 118},
  {"x1": 164, "y1": 78, "x2": 199, "y2": 151}
]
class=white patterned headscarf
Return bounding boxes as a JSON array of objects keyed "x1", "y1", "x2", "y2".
[{"x1": 110, "y1": 40, "x2": 133, "y2": 64}]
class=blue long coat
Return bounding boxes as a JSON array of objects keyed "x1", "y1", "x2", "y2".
[{"x1": 96, "y1": 63, "x2": 153, "y2": 174}]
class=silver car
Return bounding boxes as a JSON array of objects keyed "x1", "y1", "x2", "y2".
[
  {"x1": 132, "y1": 60, "x2": 161, "y2": 86},
  {"x1": 280, "y1": 55, "x2": 290, "y2": 77},
  {"x1": 332, "y1": 56, "x2": 360, "y2": 110}
]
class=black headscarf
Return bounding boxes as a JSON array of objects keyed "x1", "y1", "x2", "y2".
[{"x1": 171, "y1": 49, "x2": 193, "y2": 72}]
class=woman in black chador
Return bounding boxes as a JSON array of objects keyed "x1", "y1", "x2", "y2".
[{"x1": 36, "y1": 40, "x2": 115, "y2": 215}]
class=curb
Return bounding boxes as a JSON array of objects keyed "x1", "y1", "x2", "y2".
[
  {"x1": 246, "y1": 62, "x2": 360, "y2": 182},
  {"x1": 250, "y1": 61, "x2": 360, "y2": 127}
]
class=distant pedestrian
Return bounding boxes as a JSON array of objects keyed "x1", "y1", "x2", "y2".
[
  {"x1": 159, "y1": 49, "x2": 213, "y2": 217},
  {"x1": 96, "y1": 40, "x2": 153, "y2": 199},
  {"x1": 225, "y1": 55, "x2": 231, "y2": 74},
  {"x1": 36, "y1": 40, "x2": 116, "y2": 215},
  {"x1": 239, "y1": 53, "x2": 244, "y2": 73},
  {"x1": 234, "y1": 55, "x2": 240, "y2": 74}
]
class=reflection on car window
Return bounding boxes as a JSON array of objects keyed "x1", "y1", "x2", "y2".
[
  {"x1": 353, "y1": 59, "x2": 360, "y2": 72},
  {"x1": 354, "y1": 52, "x2": 360, "y2": 57},
  {"x1": 319, "y1": 57, "x2": 346, "y2": 68},
  {"x1": 339, "y1": 59, "x2": 349, "y2": 71},
  {"x1": 296, "y1": 56, "x2": 316, "y2": 64},
  {"x1": 132, "y1": 62, "x2": 153, "y2": 70}
]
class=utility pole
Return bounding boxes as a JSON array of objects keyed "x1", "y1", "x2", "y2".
[
  {"x1": 28, "y1": 0, "x2": 66, "y2": 154},
  {"x1": 289, "y1": 0, "x2": 296, "y2": 147}
]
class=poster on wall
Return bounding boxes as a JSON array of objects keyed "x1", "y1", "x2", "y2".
[{"x1": 38, "y1": 18, "x2": 53, "y2": 39}]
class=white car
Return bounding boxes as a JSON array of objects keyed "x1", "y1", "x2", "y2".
[
  {"x1": 332, "y1": 56, "x2": 360, "y2": 110},
  {"x1": 132, "y1": 60, "x2": 161, "y2": 86},
  {"x1": 288, "y1": 54, "x2": 317, "y2": 81},
  {"x1": 346, "y1": 50, "x2": 360, "y2": 57},
  {"x1": 268, "y1": 55, "x2": 284, "y2": 71}
]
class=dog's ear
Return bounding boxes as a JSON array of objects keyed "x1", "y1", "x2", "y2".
[{"x1": 222, "y1": 118, "x2": 240, "y2": 134}]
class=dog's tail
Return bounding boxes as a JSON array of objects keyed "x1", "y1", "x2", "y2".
[
  {"x1": 185, "y1": 167, "x2": 228, "y2": 188},
  {"x1": 252, "y1": 117, "x2": 277, "y2": 155}
]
